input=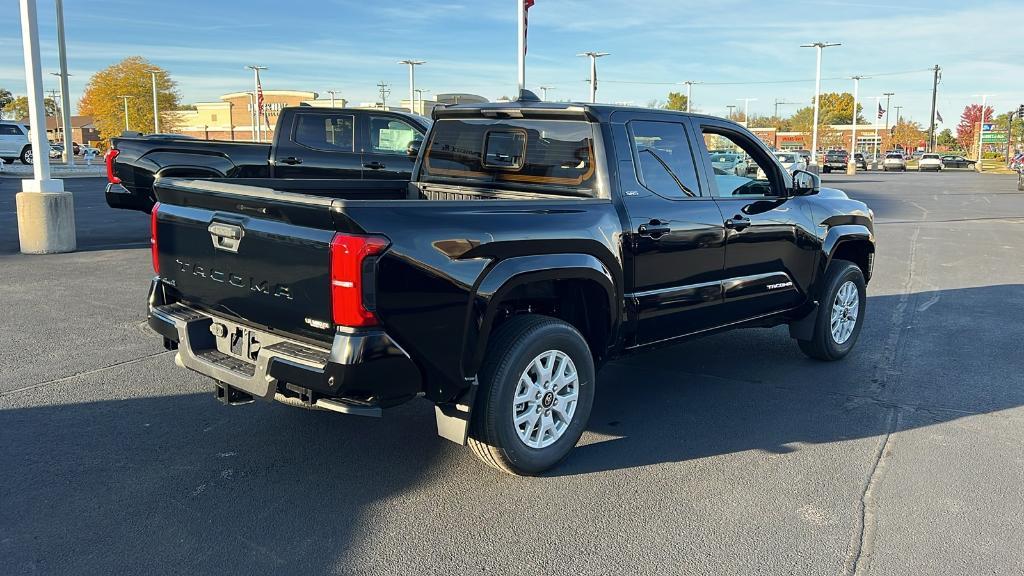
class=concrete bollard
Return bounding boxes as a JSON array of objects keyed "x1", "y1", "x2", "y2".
[{"x1": 16, "y1": 184, "x2": 76, "y2": 254}]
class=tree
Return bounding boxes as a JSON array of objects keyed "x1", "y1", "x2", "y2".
[
  {"x1": 882, "y1": 120, "x2": 925, "y2": 153},
  {"x1": 78, "y1": 56, "x2": 181, "y2": 143},
  {"x1": 815, "y1": 92, "x2": 865, "y2": 125},
  {"x1": 664, "y1": 91, "x2": 689, "y2": 112},
  {"x1": 3, "y1": 95, "x2": 59, "y2": 120},
  {"x1": 955, "y1": 104, "x2": 994, "y2": 151},
  {"x1": 0, "y1": 88, "x2": 14, "y2": 118},
  {"x1": 936, "y1": 128, "x2": 957, "y2": 150}
]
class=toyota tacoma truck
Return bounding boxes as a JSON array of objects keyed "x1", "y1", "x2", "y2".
[
  {"x1": 146, "y1": 93, "x2": 875, "y2": 475},
  {"x1": 105, "y1": 106, "x2": 430, "y2": 213}
]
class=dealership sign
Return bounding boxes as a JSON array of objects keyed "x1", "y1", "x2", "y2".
[{"x1": 981, "y1": 131, "x2": 1008, "y2": 143}]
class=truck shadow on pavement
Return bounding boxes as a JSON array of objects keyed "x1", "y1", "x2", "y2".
[{"x1": 0, "y1": 286, "x2": 1020, "y2": 573}]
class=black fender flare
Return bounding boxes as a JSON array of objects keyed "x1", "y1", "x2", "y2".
[
  {"x1": 462, "y1": 253, "x2": 618, "y2": 377},
  {"x1": 822, "y1": 224, "x2": 874, "y2": 272}
]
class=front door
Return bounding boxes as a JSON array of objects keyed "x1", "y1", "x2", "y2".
[
  {"x1": 694, "y1": 120, "x2": 819, "y2": 324},
  {"x1": 272, "y1": 111, "x2": 362, "y2": 179},
  {"x1": 616, "y1": 116, "x2": 728, "y2": 346},
  {"x1": 360, "y1": 114, "x2": 421, "y2": 180}
]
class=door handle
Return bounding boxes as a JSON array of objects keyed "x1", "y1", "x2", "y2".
[
  {"x1": 364, "y1": 161, "x2": 385, "y2": 170},
  {"x1": 280, "y1": 156, "x2": 303, "y2": 165},
  {"x1": 724, "y1": 216, "x2": 752, "y2": 231},
  {"x1": 638, "y1": 220, "x2": 671, "y2": 238}
]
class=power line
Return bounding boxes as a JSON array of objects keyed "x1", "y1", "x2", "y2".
[{"x1": 597, "y1": 67, "x2": 935, "y2": 88}]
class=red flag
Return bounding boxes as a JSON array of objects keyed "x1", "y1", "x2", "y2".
[{"x1": 524, "y1": 0, "x2": 535, "y2": 53}]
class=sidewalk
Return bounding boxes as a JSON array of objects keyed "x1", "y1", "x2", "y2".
[{"x1": 0, "y1": 161, "x2": 105, "y2": 178}]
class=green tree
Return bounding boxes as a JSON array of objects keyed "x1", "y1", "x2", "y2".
[
  {"x1": 3, "y1": 95, "x2": 59, "y2": 120},
  {"x1": 0, "y1": 88, "x2": 14, "y2": 117},
  {"x1": 78, "y1": 56, "x2": 181, "y2": 142},
  {"x1": 936, "y1": 128, "x2": 957, "y2": 149},
  {"x1": 664, "y1": 91, "x2": 689, "y2": 112}
]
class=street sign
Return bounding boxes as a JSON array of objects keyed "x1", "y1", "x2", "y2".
[
  {"x1": 982, "y1": 123, "x2": 996, "y2": 132},
  {"x1": 981, "y1": 131, "x2": 1008, "y2": 143}
]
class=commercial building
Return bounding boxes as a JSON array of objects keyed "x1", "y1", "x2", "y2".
[
  {"x1": 750, "y1": 124, "x2": 887, "y2": 153},
  {"x1": 17, "y1": 115, "x2": 100, "y2": 146}
]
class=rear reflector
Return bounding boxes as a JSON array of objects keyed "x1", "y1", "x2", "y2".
[
  {"x1": 330, "y1": 233, "x2": 389, "y2": 327},
  {"x1": 150, "y1": 202, "x2": 160, "y2": 274},
  {"x1": 104, "y1": 148, "x2": 121, "y2": 184}
]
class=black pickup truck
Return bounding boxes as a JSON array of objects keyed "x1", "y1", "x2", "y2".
[
  {"x1": 104, "y1": 106, "x2": 430, "y2": 212},
  {"x1": 146, "y1": 95, "x2": 875, "y2": 475}
]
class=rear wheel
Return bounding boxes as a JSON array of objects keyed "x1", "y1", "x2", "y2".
[
  {"x1": 797, "y1": 260, "x2": 866, "y2": 361},
  {"x1": 20, "y1": 146, "x2": 33, "y2": 165},
  {"x1": 468, "y1": 315, "x2": 595, "y2": 475}
]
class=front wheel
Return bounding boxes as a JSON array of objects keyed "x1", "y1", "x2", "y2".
[
  {"x1": 20, "y1": 146, "x2": 32, "y2": 165},
  {"x1": 797, "y1": 260, "x2": 866, "y2": 361},
  {"x1": 468, "y1": 315, "x2": 595, "y2": 475}
]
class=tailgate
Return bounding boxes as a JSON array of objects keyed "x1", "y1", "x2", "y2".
[{"x1": 153, "y1": 179, "x2": 344, "y2": 343}]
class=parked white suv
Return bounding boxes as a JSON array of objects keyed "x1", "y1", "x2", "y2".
[
  {"x1": 0, "y1": 121, "x2": 33, "y2": 164},
  {"x1": 918, "y1": 153, "x2": 942, "y2": 172}
]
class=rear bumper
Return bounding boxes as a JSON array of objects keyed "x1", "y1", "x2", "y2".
[{"x1": 147, "y1": 279, "x2": 421, "y2": 408}]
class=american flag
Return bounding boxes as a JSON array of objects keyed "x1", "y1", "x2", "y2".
[
  {"x1": 524, "y1": 0, "x2": 535, "y2": 53},
  {"x1": 256, "y1": 70, "x2": 265, "y2": 119},
  {"x1": 877, "y1": 103, "x2": 885, "y2": 120}
]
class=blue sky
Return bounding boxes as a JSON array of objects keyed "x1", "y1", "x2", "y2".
[{"x1": 2, "y1": 0, "x2": 1021, "y2": 126}]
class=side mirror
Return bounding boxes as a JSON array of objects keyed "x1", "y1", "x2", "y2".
[
  {"x1": 407, "y1": 139, "x2": 422, "y2": 158},
  {"x1": 791, "y1": 169, "x2": 820, "y2": 195}
]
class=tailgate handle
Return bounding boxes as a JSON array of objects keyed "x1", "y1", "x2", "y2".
[{"x1": 208, "y1": 222, "x2": 244, "y2": 253}]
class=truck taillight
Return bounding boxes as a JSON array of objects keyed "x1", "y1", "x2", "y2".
[
  {"x1": 150, "y1": 202, "x2": 160, "y2": 274},
  {"x1": 330, "y1": 233, "x2": 389, "y2": 327},
  {"x1": 104, "y1": 148, "x2": 121, "y2": 184}
]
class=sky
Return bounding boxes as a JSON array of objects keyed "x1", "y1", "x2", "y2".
[{"x1": 2, "y1": 0, "x2": 1022, "y2": 127}]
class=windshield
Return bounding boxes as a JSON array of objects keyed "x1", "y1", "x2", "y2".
[{"x1": 421, "y1": 118, "x2": 597, "y2": 195}]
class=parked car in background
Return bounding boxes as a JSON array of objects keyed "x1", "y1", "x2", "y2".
[
  {"x1": 105, "y1": 107, "x2": 431, "y2": 213},
  {"x1": 918, "y1": 153, "x2": 942, "y2": 172},
  {"x1": 0, "y1": 121, "x2": 32, "y2": 164},
  {"x1": 854, "y1": 153, "x2": 868, "y2": 171},
  {"x1": 794, "y1": 149, "x2": 812, "y2": 166},
  {"x1": 882, "y1": 153, "x2": 907, "y2": 172},
  {"x1": 48, "y1": 143, "x2": 63, "y2": 159},
  {"x1": 709, "y1": 152, "x2": 747, "y2": 175},
  {"x1": 822, "y1": 150, "x2": 849, "y2": 173},
  {"x1": 81, "y1": 146, "x2": 101, "y2": 159},
  {"x1": 940, "y1": 155, "x2": 976, "y2": 169},
  {"x1": 773, "y1": 152, "x2": 807, "y2": 175}
]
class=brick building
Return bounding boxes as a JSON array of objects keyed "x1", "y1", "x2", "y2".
[{"x1": 170, "y1": 90, "x2": 324, "y2": 140}]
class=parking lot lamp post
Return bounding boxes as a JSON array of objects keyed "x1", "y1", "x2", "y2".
[
  {"x1": 245, "y1": 65, "x2": 267, "y2": 142},
  {"x1": 974, "y1": 94, "x2": 990, "y2": 172},
  {"x1": 577, "y1": 52, "x2": 609, "y2": 103},
  {"x1": 872, "y1": 96, "x2": 881, "y2": 165},
  {"x1": 726, "y1": 105, "x2": 736, "y2": 120},
  {"x1": 801, "y1": 42, "x2": 841, "y2": 168},
  {"x1": 147, "y1": 69, "x2": 160, "y2": 133},
  {"x1": 398, "y1": 60, "x2": 425, "y2": 114},
  {"x1": 326, "y1": 89, "x2": 338, "y2": 108},
  {"x1": 118, "y1": 95, "x2": 132, "y2": 132},
  {"x1": 53, "y1": 0, "x2": 73, "y2": 165},
  {"x1": 737, "y1": 98, "x2": 757, "y2": 125},
  {"x1": 539, "y1": 86, "x2": 552, "y2": 101},
  {"x1": 49, "y1": 72, "x2": 71, "y2": 162},
  {"x1": 683, "y1": 80, "x2": 698, "y2": 113},
  {"x1": 414, "y1": 89, "x2": 429, "y2": 113},
  {"x1": 847, "y1": 76, "x2": 865, "y2": 174},
  {"x1": 883, "y1": 92, "x2": 894, "y2": 132}
]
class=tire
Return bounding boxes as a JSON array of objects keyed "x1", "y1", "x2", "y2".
[
  {"x1": 468, "y1": 315, "x2": 596, "y2": 475},
  {"x1": 20, "y1": 146, "x2": 32, "y2": 165},
  {"x1": 797, "y1": 260, "x2": 866, "y2": 361}
]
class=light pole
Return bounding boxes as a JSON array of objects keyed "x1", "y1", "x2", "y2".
[
  {"x1": 146, "y1": 69, "x2": 160, "y2": 133},
  {"x1": 974, "y1": 94, "x2": 992, "y2": 172},
  {"x1": 118, "y1": 95, "x2": 132, "y2": 132},
  {"x1": 894, "y1": 105, "x2": 903, "y2": 126},
  {"x1": 683, "y1": 80, "x2": 699, "y2": 113},
  {"x1": 774, "y1": 99, "x2": 798, "y2": 118},
  {"x1": 736, "y1": 98, "x2": 757, "y2": 125},
  {"x1": 882, "y1": 92, "x2": 894, "y2": 132},
  {"x1": 247, "y1": 92, "x2": 256, "y2": 141},
  {"x1": 53, "y1": 0, "x2": 72, "y2": 165},
  {"x1": 800, "y1": 41, "x2": 841, "y2": 168},
  {"x1": 847, "y1": 76, "x2": 866, "y2": 174},
  {"x1": 872, "y1": 95, "x2": 881, "y2": 165},
  {"x1": 726, "y1": 105, "x2": 737, "y2": 120},
  {"x1": 398, "y1": 60, "x2": 425, "y2": 114},
  {"x1": 414, "y1": 89, "x2": 430, "y2": 114},
  {"x1": 539, "y1": 85, "x2": 553, "y2": 101},
  {"x1": 326, "y1": 89, "x2": 339, "y2": 108},
  {"x1": 49, "y1": 72, "x2": 71, "y2": 161},
  {"x1": 577, "y1": 52, "x2": 609, "y2": 103},
  {"x1": 245, "y1": 65, "x2": 267, "y2": 142}
]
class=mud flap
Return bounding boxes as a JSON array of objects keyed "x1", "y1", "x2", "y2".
[
  {"x1": 434, "y1": 379, "x2": 478, "y2": 445},
  {"x1": 788, "y1": 301, "x2": 819, "y2": 341}
]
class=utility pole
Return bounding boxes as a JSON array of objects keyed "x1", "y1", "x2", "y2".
[
  {"x1": 377, "y1": 81, "x2": 391, "y2": 108},
  {"x1": 872, "y1": 96, "x2": 881, "y2": 165},
  {"x1": 726, "y1": 105, "x2": 737, "y2": 120},
  {"x1": 577, "y1": 52, "x2": 609, "y2": 103},
  {"x1": 974, "y1": 94, "x2": 991, "y2": 172},
  {"x1": 245, "y1": 65, "x2": 267, "y2": 142},
  {"x1": 398, "y1": 60, "x2": 425, "y2": 114},
  {"x1": 118, "y1": 95, "x2": 132, "y2": 132},
  {"x1": 53, "y1": 0, "x2": 72, "y2": 165},
  {"x1": 539, "y1": 86, "x2": 553, "y2": 101},
  {"x1": 894, "y1": 105, "x2": 903, "y2": 126},
  {"x1": 882, "y1": 92, "x2": 894, "y2": 132},
  {"x1": 927, "y1": 64, "x2": 941, "y2": 151},
  {"x1": 1006, "y1": 109, "x2": 1015, "y2": 163},
  {"x1": 801, "y1": 41, "x2": 841, "y2": 168},
  {"x1": 736, "y1": 98, "x2": 757, "y2": 125},
  {"x1": 683, "y1": 80, "x2": 699, "y2": 113},
  {"x1": 847, "y1": 76, "x2": 865, "y2": 174},
  {"x1": 326, "y1": 89, "x2": 339, "y2": 108},
  {"x1": 147, "y1": 69, "x2": 160, "y2": 134}
]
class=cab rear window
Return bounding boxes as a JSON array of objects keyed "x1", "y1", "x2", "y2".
[{"x1": 421, "y1": 119, "x2": 597, "y2": 195}]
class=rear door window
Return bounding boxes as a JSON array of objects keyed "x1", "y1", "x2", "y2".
[
  {"x1": 292, "y1": 113, "x2": 354, "y2": 152},
  {"x1": 628, "y1": 120, "x2": 700, "y2": 198}
]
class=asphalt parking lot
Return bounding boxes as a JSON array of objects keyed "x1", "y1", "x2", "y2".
[{"x1": 1, "y1": 171, "x2": 1022, "y2": 575}]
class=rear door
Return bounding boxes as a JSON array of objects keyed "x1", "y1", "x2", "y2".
[
  {"x1": 693, "y1": 118, "x2": 819, "y2": 324},
  {"x1": 272, "y1": 110, "x2": 362, "y2": 179},
  {"x1": 613, "y1": 112, "x2": 728, "y2": 345},
  {"x1": 360, "y1": 113, "x2": 422, "y2": 180},
  {"x1": 0, "y1": 123, "x2": 22, "y2": 156}
]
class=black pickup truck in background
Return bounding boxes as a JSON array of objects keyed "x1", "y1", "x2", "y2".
[
  {"x1": 145, "y1": 94, "x2": 875, "y2": 475},
  {"x1": 104, "y1": 106, "x2": 430, "y2": 212}
]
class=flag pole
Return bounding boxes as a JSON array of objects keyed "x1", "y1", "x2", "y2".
[{"x1": 517, "y1": 0, "x2": 526, "y2": 93}]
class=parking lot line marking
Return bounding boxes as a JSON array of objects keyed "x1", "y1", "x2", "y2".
[{"x1": 0, "y1": 350, "x2": 172, "y2": 397}]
